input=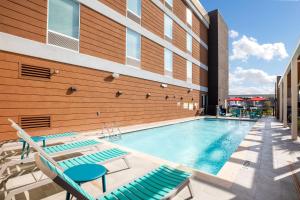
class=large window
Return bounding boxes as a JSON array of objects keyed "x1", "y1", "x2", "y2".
[
  {"x1": 186, "y1": 8, "x2": 192, "y2": 26},
  {"x1": 165, "y1": 0, "x2": 173, "y2": 7},
  {"x1": 126, "y1": 29, "x2": 141, "y2": 61},
  {"x1": 187, "y1": 61, "x2": 192, "y2": 82},
  {"x1": 127, "y1": 0, "x2": 141, "y2": 17},
  {"x1": 164, "y1": 14, "x2": 173, "y2": 39},
  {"x1": 187, "y1": 33, "x2": 192, "y2": 53},
  {"x1": 48, "y1": 0, "x2": 79, "y2": 39},
  {"x1": 164, "y1": 49, "x2": 173, "y2": 76}
]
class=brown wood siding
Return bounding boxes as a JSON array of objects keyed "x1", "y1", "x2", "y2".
[
  {"x1": 173, "y1": 0, "x2": 186, "y2": 23},
  {"x1": 192, "y1": 13, "x2": 200, "y2": 37},
  {"x1": 200, "y1": 21, "x2": 208, "y2": 44},
  {"x1": 0, "y1": 51, "x2": 201, "y2": 141},
  {"x1": 192, "y1": 64, "x2": 200, "y2": 85},
  {"x1": 98, "y1": 0, "x2": 126, "y2": 15},
  {"x1": 0, "y1": 0, "x2": 47, "y2": 43},
  {"x1": 80, "y1": 5, "x2": 126, "y2": 64},
  {"x1": 192, "y1": 38, "x2": 200, "y2": 61},
  {"x1": 141, "y1": 37, "x2": 164, "y2": 74},
  {"x1": 142, "y1": 0, "x2": 164, "y2": 38},
  {"x1": 200, "y1": 68, "x2": 208, "y2": 87},
  {"x1": 173, "y1": 54, "x2": 186, "y2": 81},
  {"x1": 200, "y1": 45, "x2": 208, "y2": 65},
  {"x1": 173, "y1": 22, "x2": 186, "y2": 52}
]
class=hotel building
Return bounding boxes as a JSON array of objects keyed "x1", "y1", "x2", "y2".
[
  {"x1": 0, "y1": 0, "x2": 228, "y2": 141},
  {"x1": 276, "y1": 40, "x2": 300, "y2": 140}
]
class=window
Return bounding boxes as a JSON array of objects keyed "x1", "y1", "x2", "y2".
[
  {"x1": 187, "y1": 33, "x2": 192, "y2": 53},
  {"x1": 165, "y1": 0, "x2": 173, "y2": 7},
  {"x1": 164, "y1": 14, "x2": 173, "y2": 39},
  {"x1": 187, "y1": 61, "x2": 192, "y2": 82},
  {"x1": 186, "y1": 8, "x2": 192, "y2": 26},
  {"x1": 164, "y1": 49, "x2": 173, "y2": 76},
  {"x1": 48, "y1": 0, "x2": 79, "y2": 39},
  {"x1": 126, "y1": 29, "x2": 141, "y2": 61},
  {"x1": 127, "y1": 0, "x2": 141, "y2": 17}
]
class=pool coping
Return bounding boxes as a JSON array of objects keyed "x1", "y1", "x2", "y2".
[{"x1": 84, "y1": 116, "x2": 260, "y2": 189}]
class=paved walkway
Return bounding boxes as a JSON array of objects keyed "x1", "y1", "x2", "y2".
[{"x1": 1, "y1": 117, "x2": 300, "y2": 200}]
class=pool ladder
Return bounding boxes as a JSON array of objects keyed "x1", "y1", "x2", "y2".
[{"x1": 102, "y1": 122, "x2": 122, "y2": 141}]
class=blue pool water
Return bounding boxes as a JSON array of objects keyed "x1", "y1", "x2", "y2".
[{"x1": 110, "y1": 119, "x2": 255, "y2": 175}]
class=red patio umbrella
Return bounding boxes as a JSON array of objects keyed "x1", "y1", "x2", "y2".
[
  {"x1": 250, "y1": 97, "x2": 267, "y2": 101},
  {"x1": 227, "y1": 97, "x2": 244, "y2": 101}
]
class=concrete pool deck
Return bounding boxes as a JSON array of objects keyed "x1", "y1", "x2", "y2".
[{"x1": 1, "y1": 117, "x2": 300, "y2": 199}]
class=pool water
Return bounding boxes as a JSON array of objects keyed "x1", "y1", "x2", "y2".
[{"x1": 109, "y1": 118, "x2": 255, "y2": 175}]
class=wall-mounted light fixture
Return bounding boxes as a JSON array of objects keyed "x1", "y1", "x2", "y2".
[
  {"x1": 192, "y1": 98, "x2": 194, "y2": 101},
  {"x1": 112, "y1": 72, "x2": 120, "y2": 79},
  {"x1": 161, "y1": 83, "x2": 168, "y2": 88},
  {"x1": 188, "y1": 88, "x2": 193, "y2": 93},
  {"x1": 180, "y1": 97, "x2": 183, "y2": 100},
  {"x1": 69, "y1": 86, "x2": 77, "y2": 92},
  {"x1": 146, "y1": 93, "x2": 151, "y2": 98},
  {"x1": 116, "y1": 90, "x2": 123, "y2": 97},
  {"x1": 165, "y1": 95, "x2": 169, "y2": 99},
  {"x1": 51, "y1": 69, "x2": 60, "y2": 76},
  {"x1": 67, "y1": 86, "x2": 77, "y2": 95}
]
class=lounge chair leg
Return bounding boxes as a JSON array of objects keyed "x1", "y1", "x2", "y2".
[
  {"x1": 187, "y1": 182, "x2": 194, "y2": 200},
  {"x1": 0, "y1": 162, "x2": 8, "y2": 179},
  {"x1": 123, "y1": 157, "x2": 130, "y2": 169}
]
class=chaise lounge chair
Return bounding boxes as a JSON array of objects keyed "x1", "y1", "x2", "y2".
[
  {"x1": 34, "y1": 151, "x2": 194, "y2": 200},
  {"x1": 0, "y1": 119, "x2": 102, "y2": 178},
  {"x1": 3, "y1": 119, "x2": 130, "y2": 200}
]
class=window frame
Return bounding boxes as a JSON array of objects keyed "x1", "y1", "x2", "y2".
[
  {"x1": 186, "y1": 33, "x2": 193, "y2": 53},
  {"x1": 126, "y1": 28, "x2": 141, "y2": 62},
  {"x1": 186, "y1": 8, "x2": 192, "y2": 26},
  {"x1": 127, "y1": 0, "x2": 142, "y2": 18},
  {"x1": 165, "y1": 0, "x2": 173, "y2": 7},
  {"x1": 164, "y1": 48, "x2": 173, "y2": 76},
  {"x1": 47, "y1": 0, "x2": 80, "y2": 40},
  {"x1": 164, "y1": 14, "x2": 173, "y2": 40},
  {"x1": 186, "y1": 60, "x2": 192, "y2": 82}
]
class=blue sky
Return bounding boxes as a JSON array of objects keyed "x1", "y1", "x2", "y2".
[{"x1": 200, "y1": 0, "x2": 300, "y2": 94}]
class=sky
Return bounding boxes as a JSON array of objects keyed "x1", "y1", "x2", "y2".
[{"x1": 200, "y1": 0, "x2": 300, "y2": 95}]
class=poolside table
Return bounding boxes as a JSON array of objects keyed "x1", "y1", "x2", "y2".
[
  {"x1": 64, "y1": 163, "x2": 107, "y2": 200},
  {"x1": 19, "y1": 136, "x2": 46, "y2": 159}
]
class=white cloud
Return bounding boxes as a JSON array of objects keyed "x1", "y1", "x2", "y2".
[
  {"x1": 229, "y1": 30, "x2": 239, "y2": 39},
  {"x1": 230, "y1": 35, "x2": 288, "y2": 61},
  {"x1": 229, "y1": 67, "x2": 276, "y2": 95}
]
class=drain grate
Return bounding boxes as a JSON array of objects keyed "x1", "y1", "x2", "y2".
[{"x1": 243, "y1": 160, "x2": 251, "y2": 167}]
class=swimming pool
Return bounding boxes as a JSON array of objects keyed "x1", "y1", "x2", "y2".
[{"x1": 109, "y1": 118, "x2": 255, "y2": 175}]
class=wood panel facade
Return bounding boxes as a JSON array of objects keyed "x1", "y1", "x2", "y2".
[
  {"x1": 0, "y1": 0, "x2": 47, "y2": 42},
  {"x1": 80, "y1": 5, "x2": 126, "y2": 64},
  {"x1": 142, "y1": 0, "x2": 164, "y2": 38},
  {"x1": 0, "y1": 51, "x2": 204, "y2": 140}
]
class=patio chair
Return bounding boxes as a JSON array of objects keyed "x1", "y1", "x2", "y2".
[
  {"x1": 0, "y1": 119, "x2": 102, "y2": 178},
  {"x1": 34, "y1": 152, "x2": 194, "y2": 200},
  {"x1": 3, "y1": 120, "x2": 130, "y2": 200},
  {"x1": 0, "y1": 131, "x2": 78, "y2": 156}
]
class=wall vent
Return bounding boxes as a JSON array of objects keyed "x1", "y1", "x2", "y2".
[
  {"x1": 21, "y1": 64, "x2": 51, "y2": 79},
  {"x1": 48, "y1": 31, "x2": 79, "y2": 51},
  {"x1": 20, "y1": 116, "x2": 51, "y2": 129}
]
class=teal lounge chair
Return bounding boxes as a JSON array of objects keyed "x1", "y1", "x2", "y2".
[
  {"x1": 0, "y1": 119, "x2": 102, "y2": 178},
  {"x1": 3, "y1": 120, "x2": 130, "y2": 200},
  {"x1": 34, "y1": 152, "x2": 194, "y2": 200}
]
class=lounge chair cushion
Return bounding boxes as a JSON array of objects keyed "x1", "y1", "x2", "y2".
[
  {"x1": 43, "y1": 139, "x2": 100, "y2": 154},
  {"x1": 58, "y1": 148, "x2": 128, "y2": 170},
  {"x1": 99, "y1": 165, "x2": 191, "y2": 200}
]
